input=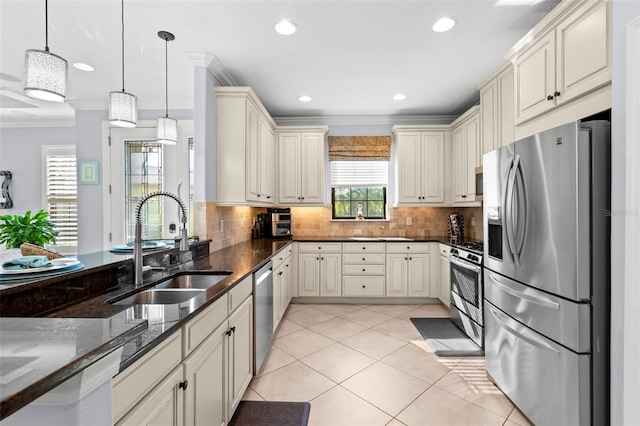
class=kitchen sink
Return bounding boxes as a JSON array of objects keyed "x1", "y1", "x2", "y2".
[
  {"x1": 349, "y1": 237, "x2": 380, "y2": 241},
  {"x1": 111, "y1": 289, "x2": 205, "y2": 305},
  {"x1": 153, "y1": 272, "x2": 232, "y2": 290},
  {"x1": 377, "y1": 237, "x2": 414, "y2": 241}
]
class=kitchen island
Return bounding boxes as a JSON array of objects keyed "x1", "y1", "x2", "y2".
[{"x1": 0, "y1": 238, "x2": 291, "y2": 422}]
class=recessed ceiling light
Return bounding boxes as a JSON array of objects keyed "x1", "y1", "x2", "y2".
[
  {"x1": 73, "y1": 62, "x2": 94, "y2": 72},
  {"x1": 275, "y1": 20, "x2": 297, "y2": 35},
  {"x1": 393, "y1": 94, "x2": 407, "y2": 101},
  {"x1": 433, "y1": 17, "x2": 456, "y2": 32},
  {"x1": 298, "y1": 95, "x2": 312, "y2": 102}
]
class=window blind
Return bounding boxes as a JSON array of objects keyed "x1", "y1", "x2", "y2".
[
  {"x1": 331, "y1": 161, "x2": 388, "y2": 187},
  {"x1": 45, "y1": 147, "x2": 77, "y2": 247},
  {"x1": 328, "y1": 136, "x2": 391, "y2": 161}
]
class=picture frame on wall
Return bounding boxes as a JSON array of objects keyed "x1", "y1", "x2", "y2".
[{"x1": 78, "y1": 161, "x2": 99, "y2": 185}]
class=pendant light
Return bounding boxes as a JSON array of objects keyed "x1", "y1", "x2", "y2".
[
  {"x1": 157, "y1": 31, "x2": 177, "y2": 145},
  {"x1": 109, "y1": 0, "x2": 137, "y2": 128},
  {"x1": 24, "y1": 0, "x2": 68, "y2": 102}
]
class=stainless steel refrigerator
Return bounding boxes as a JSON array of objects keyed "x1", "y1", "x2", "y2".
[{"x1": 483, "y1": 118, "x2": 610, "y2": 425}]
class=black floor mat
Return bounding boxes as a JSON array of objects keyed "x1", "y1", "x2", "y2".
[
  {"x1": 229, "y1": 401, "x2": 311, "y2": 426},
  {"x1": 410, "y1": 318, "x2": 484, "y2": 357}
]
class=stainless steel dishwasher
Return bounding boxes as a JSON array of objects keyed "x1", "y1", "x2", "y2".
[{"x1": 254, "y1": 261, "x2": 273, "y2": 373}]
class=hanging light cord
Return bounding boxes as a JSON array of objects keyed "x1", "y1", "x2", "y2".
[
  {"x1": 164, "y1": 35, "x2": 169, "y2": 118},
  {"x1": 121, "y1": 0, "x2": 125, "y2": 92},
  {"x1": 44, "y1": 0, "x2": 49, "y2": 52}
]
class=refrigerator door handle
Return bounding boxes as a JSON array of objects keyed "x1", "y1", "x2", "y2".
[
  {"x1": 505, "y1": 156, "x2": 519, "y2": 264},
  {"x1": 514, "y1": 159, "x2": 529, "y2": 260},
  {"x1": 488, "y1": 273, "x2": 560, "y2": 310},
  {"x1": 488, "y1": 306, "x2": 561, "y2": 357}
]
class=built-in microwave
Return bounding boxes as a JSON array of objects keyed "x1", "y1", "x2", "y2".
[{"x1": 475, "y1": 166, "x2": 483, "y2": 202}]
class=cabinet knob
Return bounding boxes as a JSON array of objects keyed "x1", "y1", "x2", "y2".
[
  {"x1": 301, "y1": 197, "x2": 305, "y2": 200},
  {"x1": 547, "y1": 94, "x2": 554, "y2": 101},
  {"x1": 321, "y1": 257, "x2": 324, "y2": 260},
  {"x1": 278, "y1": 271, "x2": 283, "y2": 276},
  {"x1": 409, "y1": 257, "x2": 412, "y2": 261},
  {"x1": 231, "y1": 326, "x2": 236, "y2": 333},
  {"x1": 179, "y1": 380, "x2": 188, "y2": 390},
  {"x1": 362, "y1": 268, "x2": 366, "y2": 272},
  {"x1": 298, "y1": 197, "x2": 301, "y2": 200},
  {"x1": 362, "y1": 285, "x2": 366, "y2": 288},
  {"x1": 461, "y1": 195, "x2": 467, "y2": 198},
  {"x1": 362, "y1": 247, "x2": 366, "y2": 250},
  {"x1": 407, "y1": 246, "x2": 410, "y2": 250},
  {"x1": 554, "y1": 91, "x2": 561, "y2": 97},
  {"x1": 257, "y1": 194, "x2": 261, "y2": 197},
  {"x1": 267, "y1": 196, "x2": 271, "y2": 199},
  {"x1": 226, "y1": 329, "x2": 232, "y2": 336}
]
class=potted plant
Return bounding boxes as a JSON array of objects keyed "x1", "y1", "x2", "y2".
[{"x1": 0, "y1": 210, "x2": 58, "y2": 249}]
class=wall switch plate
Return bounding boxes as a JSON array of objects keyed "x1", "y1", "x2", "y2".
[
  {"x1": 354, "y1": 229, "x2": 362, "y2": 235},
  {"x1": 219, "y1": 220, "x2": 224, "y2": 232},
  {"x1": 471, "y1": 217, "x2": 476, "y2": 226},
  {"x1": 406, "y1": 217, "x2": 412, "y2": 226}
]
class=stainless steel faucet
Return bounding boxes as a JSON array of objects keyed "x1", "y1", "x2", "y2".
[{"x1": 134, "y1": 191, "x2": 189, "y2": 286}]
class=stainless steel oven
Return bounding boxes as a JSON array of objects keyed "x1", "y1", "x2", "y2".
[{"x1": 449, "y1": 242, "x2": 484, "y2": 348}]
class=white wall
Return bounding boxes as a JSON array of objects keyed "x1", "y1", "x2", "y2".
[
  {"x1": 0, "y1": 126, "x2": 76, "y2": 214},
  {"x1": 611, "y1": 1, "x2": 640, "y2": 425}
]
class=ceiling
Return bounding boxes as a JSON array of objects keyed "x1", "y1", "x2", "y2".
[{"x1": 0, "y1": 0, "x2": 560, "y2": 127}]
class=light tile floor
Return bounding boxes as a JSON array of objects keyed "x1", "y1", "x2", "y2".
[{"x1": 243, "y1": 303, "x2": 534, "y2": 426}]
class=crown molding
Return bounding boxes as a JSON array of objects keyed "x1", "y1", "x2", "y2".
[
  {"x1": 185, "y1": 52, "x2": 238, "y2": 87},
  {"x1": 272, "y1": 115, "x2": 458, "y2": 126}
]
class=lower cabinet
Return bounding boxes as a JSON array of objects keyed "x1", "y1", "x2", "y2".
[
  {"x1": 114, "y1": 279, "x2": 254, "y2": 426},
  {"x1": 183, "y1": 324, "x2": 226, "y2": 426},
  {"x1": 273, "y1": 252, "x2": 293, "y2": 331},
  {"x1": 386, "y1": 243, "x2": 430, "y2": 297},
  {"x1": 298, "y1": 245, "x2": 342, "y2": 297}
]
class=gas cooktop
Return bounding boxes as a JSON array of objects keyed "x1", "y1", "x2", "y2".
[{"x1": 453, "y1": 241, "x2": 484, "y2": 254}]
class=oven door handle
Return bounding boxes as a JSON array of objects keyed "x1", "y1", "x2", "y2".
[{"x1": 448, "y1": 255, "x2": 481, "y2": 274}]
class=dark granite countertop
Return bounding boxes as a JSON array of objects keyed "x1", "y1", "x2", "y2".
[
  {"x1": 293, "y1": 235, "x2": 481, "y2": 245},
  {"x1": 0, "y1": 315, "x2": 148, "y2": 420}
]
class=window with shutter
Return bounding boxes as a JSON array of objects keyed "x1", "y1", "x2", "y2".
[
  {"x1": 43, "y1": 146, "x2": 77, "y2": 253},
  {"x1": 330, "y1": 161, "x2": 388, "y2": 219}
]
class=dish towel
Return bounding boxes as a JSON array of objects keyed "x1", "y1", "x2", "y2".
[{"x1": 2, "y1": 256, "x2": 52, "y2": 270}]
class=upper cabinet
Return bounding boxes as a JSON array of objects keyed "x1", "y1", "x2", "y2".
[
  {"x1": 216, "y1": 87, "x2": 277, "y2": 206},
  {"x1": 479, "y1": 64, "x2": 515, "y2": 156},
  {"x1": 277, "y1": 126, "x2": 328, "y2": 205},
  {"x1": 451, "y1": 106, "x2": 480, "y2": 203},
  {"x1": 392, "y1": 126, "x2": 449, "y2": 205},
  {"x1": 511, "y1": 0, "x2": 611, "y2": 125}
]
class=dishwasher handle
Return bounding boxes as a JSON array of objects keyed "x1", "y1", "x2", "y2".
[{"x1": 255, "y1": 262, "x2": 273, "y2": 285}]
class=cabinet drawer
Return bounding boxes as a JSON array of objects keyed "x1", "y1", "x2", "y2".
[
  {"x1": 342, "y1": 242, "x2": 386, "y2": 253},
  {"x1": 229, "y1": 275, "x2": 252, "y2": 313},
  {"x1": 343, "y1": 264, "x2": 385, "y2": 275},
  {"x1": 272, "y1": 250, "x2": 288, "y2": 269},
  {"x1": 343, "y1": 276, "x2": 385, "y2": 296},
  {"x1": 183, "y1": 293, "x2": 228, "y2": 357},
  {"x1": 299, "y1": 243, "x2": 342, "y2": 253},
  {"x1": 386, "y1": 243, "x2": 430, "y2": 254},
  {"x1": 342, "y1": 253, "x2": 386, "y2": 265},
  {"x1": 113, "y1": 330, "x2": 182, "y2": 423},
  {"x1": 439, "y1": 243, "x2": 451, "y2": 257}
]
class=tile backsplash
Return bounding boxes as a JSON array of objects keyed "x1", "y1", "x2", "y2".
[
  {"x1": 291, "y1": 206, "x2": 483, "y2": 240},
  {"x1": 193, "y1": 202, "x2": 483, "y2": 252},
  {"x1": 193, "y1": 202, "x2": 266, "y2": 252}
]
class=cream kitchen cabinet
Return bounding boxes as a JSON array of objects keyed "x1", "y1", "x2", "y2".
[
  {"x1": 385, "y1": 243, "x2": 430, "y2": 297},
  {"x1": 392, "y1": 127, "x2": 448, "y2": 205},
  {"x1": 451, "y1": 106, "x2": 480, "y2": 203},
  {"x1": 216, "y1": 87, "x2": 276, "y2": 206},
  {"x1": 298, "y1": 243, "x2": 341, "y2": 297},
  {"x1": 114, "y1": 277, "x2": 254, "y2": 426},
  {"x1": 479, "y1": 64, "x2": 515, "y2": 155},
  {"x1": 273, "y1": 247, "x2": 293, "y2": 331},
  {"x1": 342, "y1": 243, "x2": 386, "y2": 297},
  {"x1": 277, "y1": 127, "x2": 329, "y2": 205},
  {"x1": 512, "y1": 0, "x2": 611, "y2": 125},
  {"x1": 438, "y1": 244, "x2": 451, "y2": 308}
]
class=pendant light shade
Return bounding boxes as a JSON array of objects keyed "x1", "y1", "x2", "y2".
[
  {"x1": 157, "y1": 31, "x2": 177, "y2": 145},
  {"x1": 24, "y1": 1, "x2": 68, "y2": 102},
  {"x1": 109, "y1": 91, "x2": 137, "y2": 128},
  {"x1": 157, "y1": 117, "x2": 178, "y2": 144},
  {"x1": 110, "y1": 0, "x2": 137, "y2": 127}
]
